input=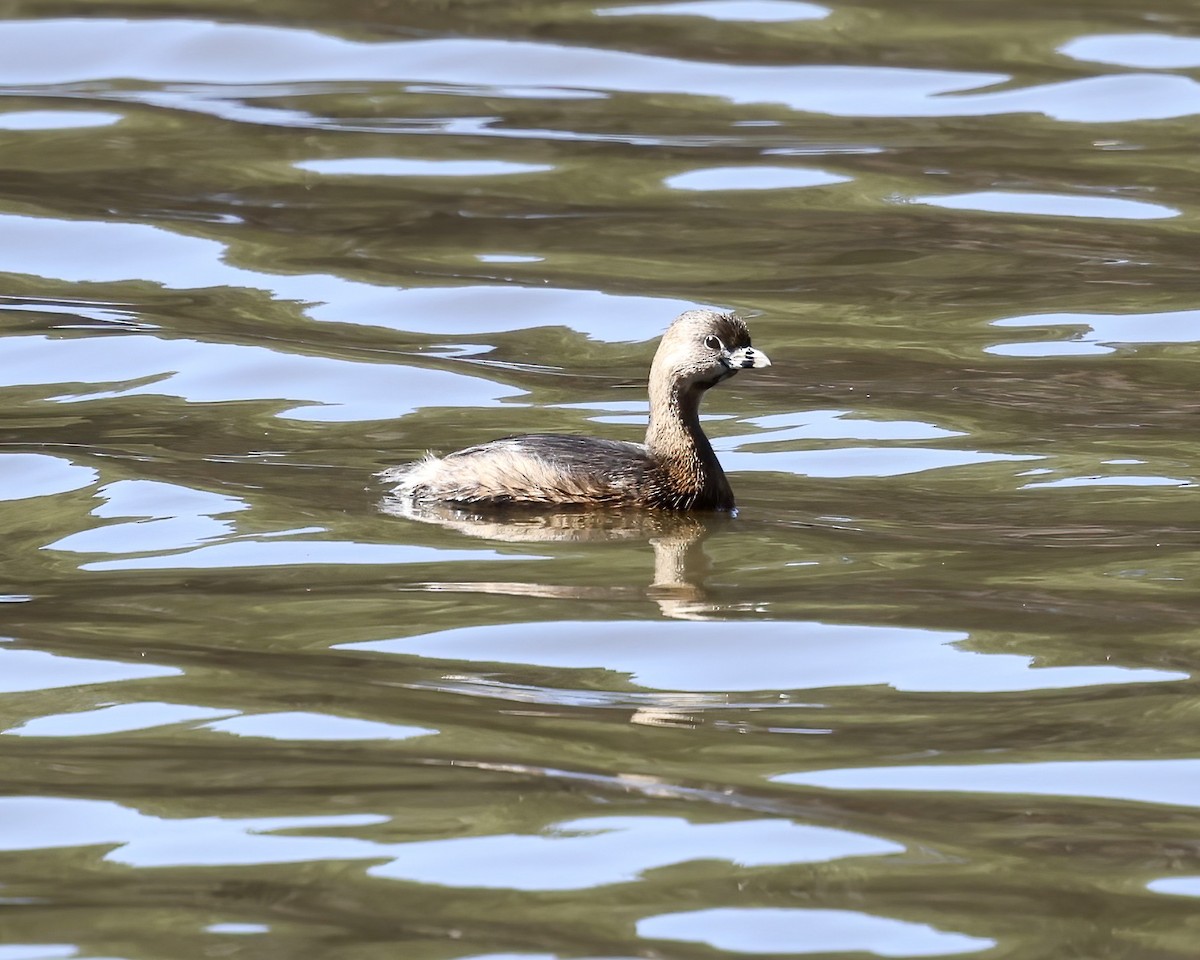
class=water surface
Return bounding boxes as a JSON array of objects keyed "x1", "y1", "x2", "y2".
[{"x1": 2, "y1": 1, "x2": 1199, "y2": 958}]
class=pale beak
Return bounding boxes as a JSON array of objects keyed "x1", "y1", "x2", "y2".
[{"x1": 726, "y1": 345, "x2": 772, "y2": 370}]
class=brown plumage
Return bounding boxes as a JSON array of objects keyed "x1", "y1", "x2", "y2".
[{"x1": 378, "y1": 309, "x2": 771, "y2": 511}]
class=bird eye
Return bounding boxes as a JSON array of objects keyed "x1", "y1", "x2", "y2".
[{"x1": 704, "y1": 335, "x2": 723, "y2": 351}]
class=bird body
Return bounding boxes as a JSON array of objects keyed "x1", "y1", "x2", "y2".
[{"x1": 380, "y1": 309, "x2": 770, "y2": 511}]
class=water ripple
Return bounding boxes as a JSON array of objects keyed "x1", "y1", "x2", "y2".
[
  {"x1": 596, "y1": 1, "x2": 830, "y2": 22},
  {"x1": 0, "y1": 642, "x2": 179, "y2": 694},
  {"x1": 0, "y1": 453, "x2": 97, "y2": 501},
  {"x1": 778, "y1": 759, "x2": 1200, "y2": 807},
  {"x1": 0, "y1": 109, "x2": 121, "y2": 129},
  {"x1": 341, "y1": 621, "x2": 1184, "y2": 694},
  {"x1": 369, "y1": 815, "x2": 898, "y2": 889},
  {"x1": 639, "y1": 907, "x2": 993, "y2": 956},
  {"x1": 3, "y1": 332, "x2": 518, "y2": 422},
  {"x1": 988, "y1": 308, "x2": 1200, "y2": 357},
  {"x1": 204, "y1": 711, "x2": 435, "y2": 741},
  {"x1": 77, "y1": 539, "x2": 544, "y2": 572},
  {"x1": 665, "y1": 165, "x2": 851, "y2": 191},
  {"x1": 1061, "y1": 33, "x2": 1200, "y2": 69},
  {"x1": 913, "y1": 190, "x2": 1178, "y2": 220},
  {"x1": 5, "y1": 702, "x2": 234, "y2": 738},
  {"x1": 296, "y1": 158, "x2": 554, "y2": 177}
]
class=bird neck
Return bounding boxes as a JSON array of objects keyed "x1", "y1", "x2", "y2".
[{"x1": 645, "y1": 374, "x2": 733, "y2": 508}]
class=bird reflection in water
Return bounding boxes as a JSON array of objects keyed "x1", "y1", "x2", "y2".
[{"x1": 380, "y1": 496, "x2": 734, "y2": 623}]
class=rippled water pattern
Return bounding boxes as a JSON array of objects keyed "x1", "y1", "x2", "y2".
[{"x1": 2, "y1": 1, "x2": 1199, "y2": 958}]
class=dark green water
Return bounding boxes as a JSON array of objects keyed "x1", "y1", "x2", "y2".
[{"x1": 2, "y1": 2, "x2": 1199, "y2": 958}]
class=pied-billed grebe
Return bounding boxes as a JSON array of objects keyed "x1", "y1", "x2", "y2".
[{"x1": 379, "y1": 309, "x2": 771, "y2": 511}]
